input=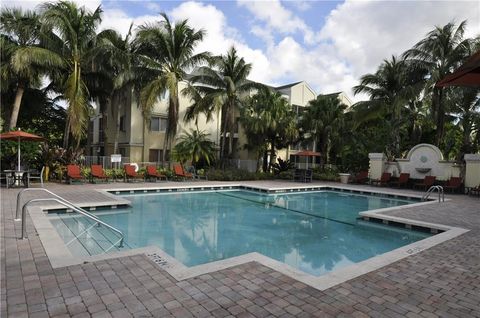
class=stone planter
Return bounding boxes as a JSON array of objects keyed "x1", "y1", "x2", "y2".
[{"x1": 339, "y1": 173, "x2": 350, "y2": 184}]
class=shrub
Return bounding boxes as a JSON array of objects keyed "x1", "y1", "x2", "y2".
[{"x1": 206, "y1": 168, "x2": 274, "y2": 181}]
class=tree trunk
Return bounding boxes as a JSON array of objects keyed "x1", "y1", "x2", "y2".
[
  {"x1": 63, "y1": 116, "x2": 71, "y2": 149},
  {"x1": 9, "y1": 83, "x2": 25, "y2": 130},
  {"x1": 112, "y1": 92, "x2": 121, "y2": 154},
  {"x1": 262, "y1": 150, "x2": 268, "y2": 172},
  {"x1": 228, "y1": 101, "x2": 236, "y2": 159},
  {"x1": 434, "y1": 88, "x2": 445, "y2": 146},
  {"x1": 220, "y1": 105, "x2": 229, "y2": 166},
  {"x1": 269, "y1": 138, "x2": 276, "y2": 171}
]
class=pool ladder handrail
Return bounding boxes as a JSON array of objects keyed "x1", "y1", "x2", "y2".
[
  {"x1": 16, "y1": 188, "x2": 124, "y2": 248},
  {"x1": 422, "y1": 185, "x2": 444, "y2": 202}
]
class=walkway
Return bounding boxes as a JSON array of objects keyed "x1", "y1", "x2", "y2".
[{"x1": 1, "y1": 181, "x2": 479, "y2": 317}]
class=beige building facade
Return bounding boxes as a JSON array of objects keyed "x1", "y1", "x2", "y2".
[{"x1": 87, "y1": 79, "x2": 352, "y2": 167}]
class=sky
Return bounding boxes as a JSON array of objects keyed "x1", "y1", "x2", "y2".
[{"x1": 4, "y1": 0, "x2": 480, "y2": 102}]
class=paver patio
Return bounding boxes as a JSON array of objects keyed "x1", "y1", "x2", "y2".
[{"x1": 1, "y1": 180, "x2": 479, "y2": 317}]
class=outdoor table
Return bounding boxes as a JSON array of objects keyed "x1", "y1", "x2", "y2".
[{"x1": 3, "y1": 170, "x2": 29, "y2": 187}]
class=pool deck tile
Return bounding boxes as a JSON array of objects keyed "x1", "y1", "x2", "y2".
[{"x1": 1, "y1": 180, "x2": 480, "y2": 317}]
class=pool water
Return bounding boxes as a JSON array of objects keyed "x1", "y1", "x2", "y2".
[{"x1": 49, "y1": 190, "x2": 430, "y2": 276}]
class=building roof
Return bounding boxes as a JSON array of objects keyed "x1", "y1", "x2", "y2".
[{"x1": 274, "y1": 81, "x2": 303, "y2": 90}]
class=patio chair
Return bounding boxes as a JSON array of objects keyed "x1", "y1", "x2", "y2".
[
  {"x1": 26, "y1": 166, "x2": 45, "y2": 187},
  {"x1": 353, "y1": 170, "x2": 369, "y2": 184},
  {"x1": 0, "y1": 171, "x2": 14, "y2": 188},
  {"x1": 413, "y1": 176, "x2": 436, "y2": 191},
  {"x1": 173, "y1": 164, "x2": 194, "y2": 181},
  {"x1": 389, "y1": 173, "x2": 410, "y2": 188},
  {"x1": 444, "y1": 177, "x2": 462, "y2": 193},
  {"x1": 91, "y1": 165, "x2": 109, "y2": 183},
  {"x1": 124, "y1": 164, "x2": 144, "y2": 182},
  {"x1": 185, "y1": 166, "x2": 207, "y2": 180},
  {"x1": 469, "y1": 185, "x2": 480, "y2": 197},
  {"x1": 371, "y1": 172, "x2": 391, "y2": 186},
  {"x1": 67, "y1": 165, "x2": 84, "y2": 184},
  {"x1": 293, "y1": 169, "x2": 304, "y2": 182},
  {"x1": 146, "y1": 165, "x2": 167, "y2": 182},
  {"x1": 304, "y1": 169, "x2": 313, "y2": 183}
]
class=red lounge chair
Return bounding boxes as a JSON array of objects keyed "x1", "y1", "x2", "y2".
[
  {"x1": 146, "y1": 165, "x2": 167, "y2": 182},
  {"x1": 173, "y1": 164, "x2": 193, "y2": 180},
  {"x1": 353, "y1": 171, "x2": 369, "y2": 184},
  {"x1": 91, "y1": 165, "x2": 109, "y2": 183},
  {"x1": 67, "y1": 164, "x2": 84, "y2": 184},
  {"x1": 444, "y1": 177, "x2": 462, "y2": 193},
  {"x1": 371, "y1": 172, "x2": 391, "y2": 186},
  {"x1": 124, "y1": 164, "x2": 144, "y2": 182},
  {"x1": 414, "y1": 176, "x2": 436, "y2": 190},
  {"x1": 390, "y1": 173, "x2": 410, "y2": 188}
]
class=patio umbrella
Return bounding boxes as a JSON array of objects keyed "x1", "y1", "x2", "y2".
[
  {"x1": 436, "y1": 50, "x2": 480, "y2": 87},
  {"x1": 291, "y1": 150, "x2": 321, "y2": 169},
  {"x1": 0, "y1": 130, "x2": 45, "y2": 170}
]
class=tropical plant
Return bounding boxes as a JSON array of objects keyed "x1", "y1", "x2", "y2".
[
  {"x1": 241, "y1": 88, "x2": 297, "y2": 171},
  {"x1": 172, "y1": 129, "x2": 216, "y2": 168},
  {"x1": 0, "y1": 7, "x2": 42, "y2": 129},
  {"x1": 300, "y1": 95, "x2": 347, "y2": 166},
  {"x1": 12, "y1": 1, "x2": 102, "y2": 149},
  {"x1": 272, "y1": 158, "x2": 295, "y2": 175},
  {"x1": 188, "y1": 46, "x2": 263, "y2": 162},
  {"x1": 134, "y1": 13, "x2": 209, "y2": 162},
  {"x1": 403, "y1": 20, "x2": 474, "y2": 145}
]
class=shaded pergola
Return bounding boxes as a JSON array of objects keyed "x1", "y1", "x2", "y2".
[
  {"x1": 291, "y1": 150, "x2": 321, "y2": 169},
  {"x1": 436, "y1": 50, "x2": 480, "y2": 88}
]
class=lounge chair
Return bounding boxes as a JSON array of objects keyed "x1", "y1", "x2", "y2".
[
  {"x1": 91, "y1": 165, "x2": 109, "y2": 183},
  {"x1": 146, "y1": 165, "x2": 167, "y2": 182},
  {"x1": 26, "y1": 166, "x2": 45, "y2": 187},
  {"x1": 444, "y1": 177, "x2": 462, "y2": 193},
  {"x1": 414, "y1": 176, "x2": 436, "y2": 190},
  {"x1": 353, "y1": 171, "x2": 369, "y2": 184},
  {"x1": 173, "y1": 164, "x2": 194, "y2": 180},
  {"x1": 371, "y1": 172, "x2": 391, "y2": 186},
  {"x1": 124, "y1": 164, "x2": 144, "y2": 182},
  {"x1": 389, "y1": 173, "x2": 410, "y2": 188},
  {"x1": 293, "y1": 169, "x2": 304, "y2": 182},
  {"x1": 67, "y1": 165, "x2": 84, "y2": 184}
]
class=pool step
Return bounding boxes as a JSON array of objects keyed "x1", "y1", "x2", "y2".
[{"x1": 50, "y1": 213, "x2": 127, "y2": 256}]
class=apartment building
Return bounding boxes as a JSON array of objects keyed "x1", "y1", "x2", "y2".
[{"x1": 87, "y1": 79, "x2": 351, "y2": 166}]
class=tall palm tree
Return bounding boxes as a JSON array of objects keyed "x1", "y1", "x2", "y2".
[
  {"x1": 134, "y1": 13, "x2": 209, "y2": 162},
  {"x1": 300, "y1": 95, "x2": 347, "y2": 166},
  {"x1": 403, "y1": 20, "x2": 473, "y2": 145},
  {"x1": 189, "y1": 46, "x2": 263, "y2": 162},
  {"x1": 95, "y1": 25, "x2": 138, "y2": 154},
  {"x1": 353, "y1": 56, "x2": 423, "y2": 157},
  {"x1": 0, "y1": 8, "x2": 42, "y2": 129},
  {"x1": 13, "y1": 1, "x2": 102, "y2": 149},
  {"x1": 241, "y1": 88, "x2": 297, "y2": 171}
]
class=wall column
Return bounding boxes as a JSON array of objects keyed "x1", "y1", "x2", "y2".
[
  {"x1": 464, "y1": 154, "x2": 480, "y2": 188},
  {"x1": 369, "y1": 153, "x2": 386, "y2": 180}
]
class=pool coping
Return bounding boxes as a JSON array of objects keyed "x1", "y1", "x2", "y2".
[{"x1": 24, "y1": 183, "x2": 468, "y2": 291}]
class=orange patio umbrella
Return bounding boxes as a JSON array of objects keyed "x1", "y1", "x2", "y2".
[
  {"x1": 0, "y1": 130, "x2": 45, "y2": 170},
  {"x1": 436, "y1": 50, "x2": 480, "y2": 87}
]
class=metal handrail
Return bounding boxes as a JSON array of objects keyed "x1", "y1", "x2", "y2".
[
  {"x1": 422, "y1": 185, "x2": 444, "y2": 202},
  {"x1": 15, "y1": 188, "x2": 98, "y2": 221},
  {"x1": 20, "y1": 198, "x2": 124, "y2": 248}
]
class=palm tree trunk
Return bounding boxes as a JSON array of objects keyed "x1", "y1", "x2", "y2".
[
  {"x1": 228, "y1": 101, "x2": 235, "y2": 159},
  {"x1": 9, "y1": 83, "x2": 25, "y2": 130},
  {"x1": 269, "y1": 138, "x2": 276, "y2": 171},
  {"x1": 63, "y1": 117, "x2": 71, "y2": 149},
  {"x1": 434, "y1": 88, "x2": 444, "y2": 146},
  {"x1": 220, "y1": 105, "x2": 228, "y2": 165},
  {"x1": 112, "y1": 92, "x2": 122, "y2": 154}
]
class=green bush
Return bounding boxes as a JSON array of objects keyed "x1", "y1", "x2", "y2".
[{"x1": 276, "y1": 170, "x2": 294, "y2": 180}]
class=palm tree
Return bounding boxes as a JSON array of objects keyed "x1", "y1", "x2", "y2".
[
  {"x1": 95, "y1": 25, "x2": 138, "y2": 154},
  {"x1": 241, "y1": 88, "x2": 297, "y2": 171},
  {"x1": 403, "y1": 20, "x2": 473, "y2": 145},
  {"x1": 300, "y1": 95, "x2": 347, "y2": 166},
  {"x1": 13, "y1": 1, "x2": 103, "y2": 149},
  {"x1": 0, "y1": 8, "x2": 42, "y2": 129},
  {"x1": 189, "y1": 46, "x2": 263, "y2": 163},
  {"x1": 172, "y1": 129, "x2": 216, "y2": 168},
  {"x1": 134, "y1": 13, "x2": 209, "y2": 162},
  {"x1": 353, "y1": 56, "x2": 423, "y2": 157}
]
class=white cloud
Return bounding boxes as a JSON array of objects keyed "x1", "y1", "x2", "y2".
[{"x1": 237, "y1": 0, "x2": 315, "y2": 44}]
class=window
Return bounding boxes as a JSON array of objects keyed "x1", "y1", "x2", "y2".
[
  {"x1": 150, "y1": 117, "x2": 167, "y2": 132},
  {"x1": 149, "y1": 149, "x2": 170, "y2": 162},
  {"x1": 119, "y1": 115, "x2": 125, "y2": 132},
  {"x1": 119, "y1": 148, "x2": 126, "y2": 157}
]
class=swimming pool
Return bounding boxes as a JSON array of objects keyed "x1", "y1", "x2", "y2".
[{"x1": 48, "y1": 189, "x2": 431, "y2": 276}]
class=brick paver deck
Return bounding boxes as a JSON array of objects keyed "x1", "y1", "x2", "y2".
[{"x1": 1, "y1": 181, "x2": 479, "y2": 317}]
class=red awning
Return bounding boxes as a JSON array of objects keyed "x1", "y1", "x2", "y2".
[
  {"x1": 436, "y1": 50, "x2": 480, "y2": 87},
  {"x1": 291, "y1": 150, "x2": 321, "y2": 157}
]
